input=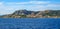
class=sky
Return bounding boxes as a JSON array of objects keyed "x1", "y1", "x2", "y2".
[{"x1": 0, "y1": 0, "x2": 60, "y2": 15}]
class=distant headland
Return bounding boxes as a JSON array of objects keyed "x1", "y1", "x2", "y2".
[{"x1": 0, "y1": 9, "x2": 60, "y2": 18}]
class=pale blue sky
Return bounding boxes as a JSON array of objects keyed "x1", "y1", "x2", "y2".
[{"x1": 0, "y1": 0, "x2": 60, "y2": 15}]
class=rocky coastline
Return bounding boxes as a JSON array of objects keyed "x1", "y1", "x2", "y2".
[{"x1": 0, "y1": 10, "x2": 60, "y2": 18}]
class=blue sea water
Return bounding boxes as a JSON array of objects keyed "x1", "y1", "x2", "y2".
[{"x1": 0, "y1": 18, "x2": 60, "y2": 29}]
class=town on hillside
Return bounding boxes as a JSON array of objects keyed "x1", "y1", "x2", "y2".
[{"x1": 0, "y1": 10, "x2": 60, "y2": 18}]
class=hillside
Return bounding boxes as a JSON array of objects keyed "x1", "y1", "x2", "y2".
[{"x1": 0, "y1": 10, "x2": 60, "y2": 18}]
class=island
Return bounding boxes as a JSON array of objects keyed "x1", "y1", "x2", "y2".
[{"x1": 0, "y1": 9, "x2": 60, "y2": 18}]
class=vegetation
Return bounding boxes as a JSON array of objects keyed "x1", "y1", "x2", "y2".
[{"x1": 0, "y1": 10, "x2": 60, "y2": 18}]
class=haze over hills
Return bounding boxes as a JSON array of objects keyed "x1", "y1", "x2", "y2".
[{"x1": 0, "y1": 9, "x2": 60, "y2": 18}]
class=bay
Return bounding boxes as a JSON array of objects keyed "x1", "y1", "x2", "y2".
[{"x1": 0, "y1": 18, "x2": 60, "y2": 29}]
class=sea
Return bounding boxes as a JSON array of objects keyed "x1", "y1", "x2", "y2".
[{"x1": 0, "y1": 18, "x2": 60, "y2": 29}]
